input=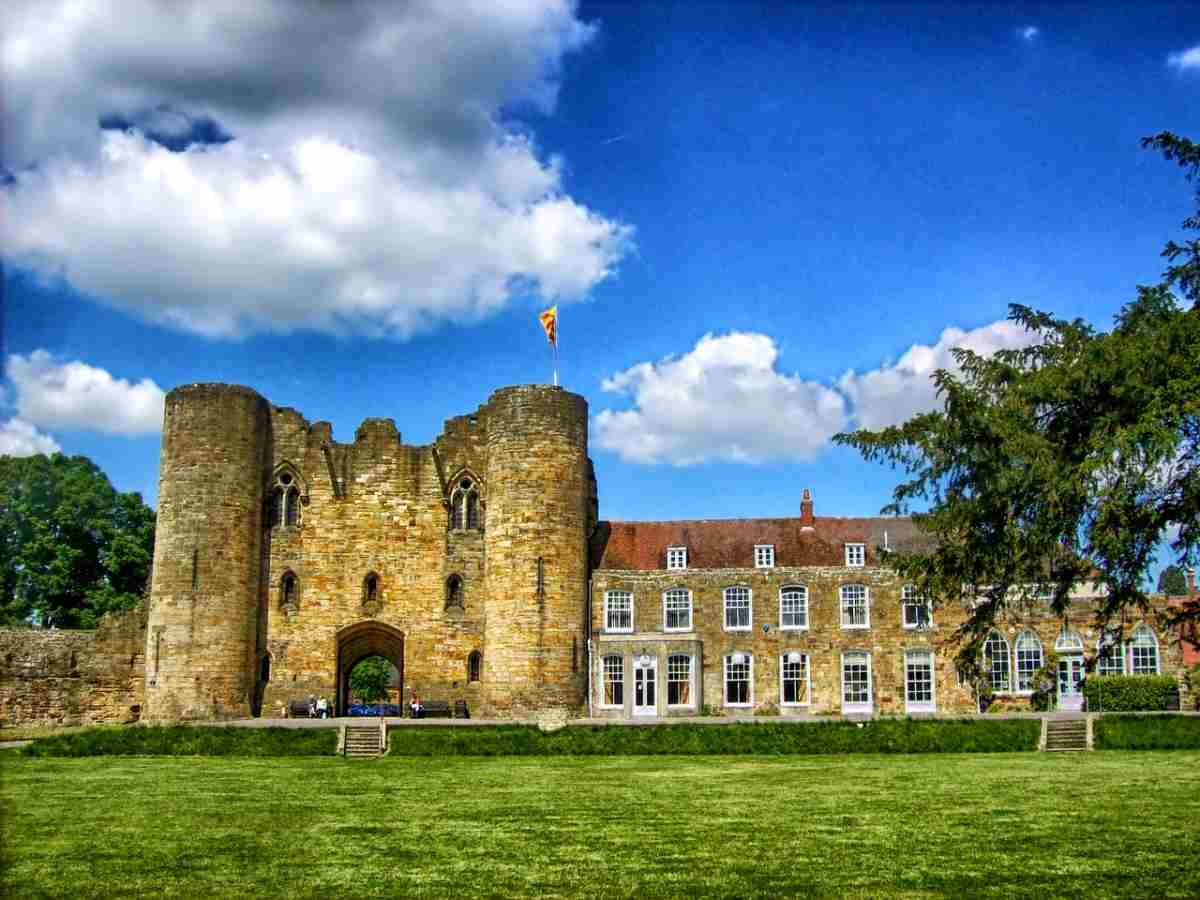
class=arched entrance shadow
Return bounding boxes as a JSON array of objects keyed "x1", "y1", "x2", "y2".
[{"x1": 336, "y1": 621, "x2": 405, "y2": 717}]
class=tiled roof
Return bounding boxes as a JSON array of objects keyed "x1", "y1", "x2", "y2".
[{"x1": 591, "y1": 516, "x2": 930, "y2": 571}]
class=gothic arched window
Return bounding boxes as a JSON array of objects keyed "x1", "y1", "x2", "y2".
[
  {"x1": 280, "y1": 571, "x2": 298, "y2": 610},
  {"x1": 450, "y1": 476, "x2": 483, "y2": 531},
  {"x1": 446, "y1": 574, "x2": 464, "y2": 609},
  {"x1": 468, "y1": 650, "x2": 482, "y2": 683},
  {"x1": 271, "y1": 469, "x2": 304, "y2": 528}
]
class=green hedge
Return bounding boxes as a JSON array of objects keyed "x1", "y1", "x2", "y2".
[
  {"x1": 21, "y1": 725, "x2": 338, "y2": 758},
  {"x1": 383, "y1": 719, "x2": 1041, "y2": 756},
  {"x1": 1081, "y1": 675, "x2": 1178, "y2": 711},
  {"x1": 1095, "y1": 715, "x2": 1200, "y2": 750}
]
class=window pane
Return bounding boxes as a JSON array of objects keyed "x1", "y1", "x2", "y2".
[
  {"x1": 781, "y1": 587, "x2": 807, "y2": 628},
  {"x1": 605, "y1": 592, "x2": 632, "y2": 631},
  {"x1": 668, "y1": 654, "x2": 691, "y2": 705},
  {"x1": 905, "y1": 652, "x2": 933, "y2": 705},
  {"x1": 841, "y1": 585, "x2": 867, "y2": 626},
  {"x1": 725, "y1": 587, "x2": 750, "y2": 629},
  {"x1": 665, "y1": 589, "x2": 691, "y2": 630},
  {"x1": 842, "y1": 653, "x2": 870, "y2": 704},
  {"x1": 603, "y1": 656, "x2": 623, "y2": 705},
  {"x1": 984, "y1": 633, "x2": 1010, "y2": 691},
  {"x1": 725, "y1": 656, "x2": 750, "y2": 704},
  {"x1": 782, "y1": 654, "x2": 808, "y2": 704}
]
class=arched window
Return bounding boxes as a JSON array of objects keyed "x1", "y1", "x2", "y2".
[
  {"x1": 780, "y1": 651, "x2": 810, "y2": 705},
  {"x1": 467, "y1": 650, "x2": 482, "y2": 683},
  {"x1": 271, "y1": 468, "x2": 304, "y2": 528},
  {"x1": 1131, "y1": 625, "x2": 1160, "y2": 675},
  {"x1": 280, "y1": 571, "x2": 298, "y2": 610},
  {"x1": 840, "y1": 584, "x2": 869, "y2": 629},
  {"x1": 663, "y1": 588, "x2": 692, "y2": 631},
  {"x1": 724, "y1": 652, "x2": 753, "y2": 706},
  {"x1": 450, "y1": 476, "x2": 483, "y2": 531},
  {"x1": 723, "y1": 586, "x2": 752, "y2": 631},
  {"x1": 363, "y1": 573, "x2": 379, "y2": 605},
  {"x1": 446, "y1": 575, "x2": 464, "y2": 609},
  {"x1": 1014, "y1": 630, "x2": 1044, "y2": 692},
  {"x1": 780, "y1": 585, "x2": 808, "y2": 630},
  {"x1": 983, "y1": 631, "x2": 1011, "y2": 692},
  {"x1": 1055, "y1": 629, "x2": 1084, "y2": 653},
  {"x1": 1098, "y1": 630, "x2": 1125, "y2": 677}
]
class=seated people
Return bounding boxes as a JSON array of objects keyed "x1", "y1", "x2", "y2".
[{"x1": 409, "y1": 693, "x2": 423, "y2": 719}]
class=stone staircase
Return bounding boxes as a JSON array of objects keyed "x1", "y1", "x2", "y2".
[
  {"x1": 343, "y1": 724, "x2": 384, "y2": 759},
  {"x1": 1043, "y1": 718, "x2": 1088, "y2": 752}
]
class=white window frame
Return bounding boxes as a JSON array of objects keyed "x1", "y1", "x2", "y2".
[
  {"x1": 666, "y1": 653, "x2": 695, "y2": 708},
  {"x1": 841, "y1": 651, "x2": 873, "y2": 714},
  {"x1": 1131, "y1": 624, "x2": 1160, "y2": 675},
  {"x1": 754, "y1": 544, "x2": 775, "y2": 569},
  {"x1": 1097, "y1": 633, "x2": 1126, "y2": 677},
  {"x1": 723, "y1": 586, "x2": 752, "y2": 632},
  {"x1": 845, "y1": 543, "x2": 865, "y2": 567},
  {"x1": 1014, "y1": 630, "x2": 1044, "y2": 693},
  {"x1": 604, "y1": 590, "x2": 633, "y2": 634},
  {"x1": 839, "y1": 584, "x2": 870, "y2": 629},
  {"x1": 901, "y1": 584, "x2": 932, "y2": 629},
  {"x1": 666, "y1": 546, "x2": 687, "y2": 570},
  {"x1": 779, "y1": 585, "x2": 809, "y2": 631},
  {"x1": 983, "y1": 631, "x2": 1011, "y2": 692},
  {"x1": 904, "y1": 649, "x2": 936, "y2": 713},
  {"x1": 723, "y1": 652, "x2": 754, "y2": 708},
  {"x1": 779, "y1": 651, "x2": 811, "y2": 707},
  {"x1": 599, "y1": 655, "x2": 624, "y2": 709},
  {"x1": 662, "y1": 588, "x2": 693, "y2": 633}
]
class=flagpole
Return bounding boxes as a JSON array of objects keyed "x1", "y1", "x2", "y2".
[{"x1": 554, "y1": 311, "x2": 560, "y2": 386}]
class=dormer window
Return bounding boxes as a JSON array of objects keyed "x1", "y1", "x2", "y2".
[
  {"x1": 754, "y1": 545, "x2": 775, "y2": 569},
  {"x1": 666, "y1": 547, "x2": 687, "y2": 570},
  {"x1": 845, "y1": 543, "x2": 865, "y2": 567}
]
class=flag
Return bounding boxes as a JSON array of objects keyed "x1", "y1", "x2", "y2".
[{"x1": 539, "y1": 306, "x2": 558, "y2": 346}]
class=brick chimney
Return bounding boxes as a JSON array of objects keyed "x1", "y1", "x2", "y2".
[{"x1": 800, "y1": 488, "x2": 814, "y2": 528}]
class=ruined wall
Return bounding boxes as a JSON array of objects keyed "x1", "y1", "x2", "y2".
[
  {"x1": 0, "y1": 604, "x2": 147, "y2": 727},
  {"x1": 590, "y1": 568, "x2": 1186, "y2": 717}
]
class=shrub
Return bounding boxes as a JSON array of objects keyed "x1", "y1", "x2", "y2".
[
  {"x1": 382, "y1": 719, "x2": 1040, "y2": 757},
  {"x1": 21, "y1": 725, "x2": 338, "y2": 757},
  {"x1": 1081, "y1": 675, "x2": 1178, "y2": 711},
  {"x1": 1095, "y1": 715, "x2": 1200, "y2": 750}
]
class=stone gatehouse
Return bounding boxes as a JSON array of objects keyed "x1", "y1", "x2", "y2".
[{"x1": 0, "y1": 382, "x2": 1188, "y2": 726}]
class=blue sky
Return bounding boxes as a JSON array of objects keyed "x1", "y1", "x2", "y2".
[{"x1": 2, "y1": 1, "x2": 1198, "y2": 562}]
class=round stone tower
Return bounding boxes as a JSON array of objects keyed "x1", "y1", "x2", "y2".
[
  {"x1": 143, "y1": 384, "x2": 271, "y2": 721},
  {"x1": 482, "y1": 385, "x2": 590, "y2": 716}
]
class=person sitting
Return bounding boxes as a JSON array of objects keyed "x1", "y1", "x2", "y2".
[
  {"x1": 409, "y1": 693, "x2": 423, "y2": 719},
  {"x1": 316, "y1": 696, "x2": 328, "y2": 719},
  {"x1": 308, "y1": 695, "x2": 317, "y2": 718}
]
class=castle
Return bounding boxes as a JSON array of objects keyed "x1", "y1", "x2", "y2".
[
  {"x1": 0, "y1": 382, "x2": 1186, "y2": 726},
  {"x1": 139, "y1": 382, "x2": 1183, "y2": 722}
]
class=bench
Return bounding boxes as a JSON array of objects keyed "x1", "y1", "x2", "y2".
[
  {"x1": 413, "y1": 700, "x2": 452, "y2": 718},
  {"x1": 289, "y1": 700, "x2": 312, "y2": 719}
]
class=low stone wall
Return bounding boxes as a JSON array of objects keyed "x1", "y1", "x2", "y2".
[{"x1": 0, "y1": 604, "x2": 148, "y2": 727}]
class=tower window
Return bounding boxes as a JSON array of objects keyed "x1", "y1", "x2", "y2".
[
  {"x1": 446, "y1": 574, "x2": 464, "y2": 609},
  {"x1": 363, "y1": 573, "x2": 380, "y2": 606},
  {"x1": 468, "y1": 650, "x2": 482, "y2": 683},
  {"x1": 450, "y1": 476, "x2": 483, "y2": 531},
  {"x1": 280, "y1": 572, "x2": 298, "y2": 610},
  {"x1": 271, "y1": 468, "x2": 304, "y2": 528}
]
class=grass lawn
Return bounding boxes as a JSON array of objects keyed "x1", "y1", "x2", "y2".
[{"x1": 3, "y1": 752, "x2": 1199, "y2": 899}]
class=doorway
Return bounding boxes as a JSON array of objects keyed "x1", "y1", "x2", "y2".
[
  {"x1": 633, "y1": 655, "x2": 657, "y2": 716},
  {"x1": 1057, "y1": 655, "x2": 1084, "y2": 711},
  {"x1": 335, "y1": 621, "x2": 405, "y2": 717}
]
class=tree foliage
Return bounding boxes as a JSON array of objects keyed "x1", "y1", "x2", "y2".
[
  {"x1": 0, "y1": 453, "x2": 156, "y2": 628},
  {"x1": 835, "y1": 134, "x2": 1200, "y2": 660},
  {"x1": 1157, "y1": 565, "x2": 1189, "y2": 596},
  {"x1": 349, "y1": 655, "x2": 394, "y2": 704}
]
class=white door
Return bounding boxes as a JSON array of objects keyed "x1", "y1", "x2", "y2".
[
  {"x1": 633, "y1": 658, "x2": 657, "y2": 716},
  {"x1": 1057, "y1": 655, "x2": 1085, "y2": 711}
]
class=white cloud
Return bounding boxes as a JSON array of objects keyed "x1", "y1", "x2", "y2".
[
  {"x1": 594, "y1": 332, "x2": 848, "y2": 465},
  {"x1": 595, "y1": 319, "x2": 1039, "y2": 466},
  {"x1": 1020, "y1": 26, "x2": 1039, "y2": 41},
  {"x1": 0, "y1": 419, "x2": 61, "y2": 456},
  {"x1": 1, "y1": 0, "x2": 631, "y2": 339},
  {"x1": 1168, "y1": 45, "x2": 1200, "y2": 70},
  {"x1": 838, "y1": 320, "x2": 1038, "y2": 431},
  {"x1": 6, "y1": 351, "x2": 165, "y2": 435}
]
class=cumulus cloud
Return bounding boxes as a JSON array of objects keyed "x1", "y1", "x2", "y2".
[
  {"x1": 6, "y1": 351, "x2": 165, "y2": 434},
  {"x1": 1, "y1": 0, "x2": 631, "y2": 338},
  {"x1": 594, "y1": 332, "x2": 848, "y2": 465},
  {"x1": 1168, "y1": 45, "x2": 1200, "y2": 70},
  {"x1": 0, "y1": 419, "x2": 61, "y2": 457},
  {"x1": 1020, "y1": 26, "x2": 1040, "y2": 41},
  {"x1": 595, "y1": 320, "x2": 1039, "y2": 466},
  {"x1": 837, "y1": 320, "x2": 1038, "y2": 431}
]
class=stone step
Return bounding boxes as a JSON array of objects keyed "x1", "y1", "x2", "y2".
[
  {"x1": 1043, "y1": 719, "x2": 1089, "y2": 752},
  {"x1": 343, "y1": 726, "x2": 383, "y2": 758}
]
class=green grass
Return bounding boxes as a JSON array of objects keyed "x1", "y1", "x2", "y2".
[
  {"x1": 19, "y1": 724, "x2": 337, "y2": 757},
  {"x1": 1096, "y1": 714, "x2": 1200, "y2": 749},
  {"x1": 3, "y1": 752, "x2": 1199, "y2": 899}
]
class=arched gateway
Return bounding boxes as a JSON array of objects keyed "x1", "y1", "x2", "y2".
[{"x1": 335, "y1": 621, "x2": 405, "y2": 716}]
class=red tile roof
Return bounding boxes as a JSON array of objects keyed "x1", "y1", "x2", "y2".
[{"x1": 591, "y1": 516, "x2": 929, "y2": 571}]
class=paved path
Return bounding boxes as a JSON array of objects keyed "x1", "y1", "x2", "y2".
[{"x1": 0, "y1": 740, "x2": 32, "y2": 749}]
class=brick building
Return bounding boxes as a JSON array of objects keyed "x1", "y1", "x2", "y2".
[{"x1": 128, "y1": 381, "x2": 1185, "y2": 722}]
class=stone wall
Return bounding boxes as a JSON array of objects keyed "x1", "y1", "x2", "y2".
[
  {"x1": 589, "y1": 567, "x2": 1185, "y2": 717},
  {"x1": 0, "y1": 604, "x2": 147, "y2": 727}
]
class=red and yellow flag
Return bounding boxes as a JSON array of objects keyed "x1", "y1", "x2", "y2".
[{"x1": 539, "y1": 305, "x2": 558, "y2": 346}]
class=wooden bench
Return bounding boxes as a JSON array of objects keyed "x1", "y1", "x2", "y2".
[
  {"x1": 413, "y1": 700, "x2": 452, "y2": 718},
  {"x1": 289, "y1": 700, "x2": 312, "y2": 719}
]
